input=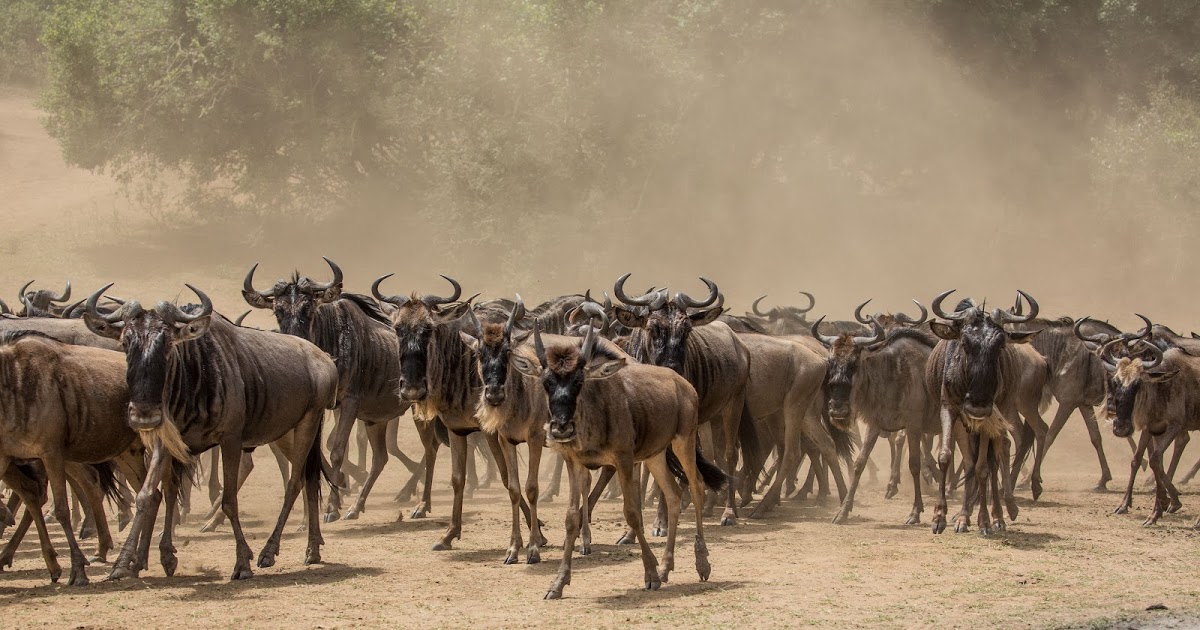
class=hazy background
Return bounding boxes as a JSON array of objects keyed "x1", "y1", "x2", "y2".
[{"x1": 1, "y1": 1, "x2": 1197, "y2": 330}]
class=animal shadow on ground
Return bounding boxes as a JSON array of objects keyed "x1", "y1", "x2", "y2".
[
  {"x1": 325, "y1": 517, "x2": 448, "y2": 539},
  {"x1": 593, "y1": 579, "x2": 745, "y2": 609},
  {"x1": 992, "y1": 530, "x2": 1063, "y2": 550}
]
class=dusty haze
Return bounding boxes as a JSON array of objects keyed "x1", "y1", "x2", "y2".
[{"x1": 0, "y1": 5, "x2": 1192, "y2": 333}]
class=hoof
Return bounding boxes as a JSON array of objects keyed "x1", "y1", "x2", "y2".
[
  {"x1": 432, "y1": 541, "x2": 453, "y2": 551},
  {"x1": 1006, "y1": 501, "x2": 1019, "y2": 522},
  {"x1": 67, "y1": 568, "x2": 89, "y2": 587},
  {"x1": 79, "y1": 526, "x2": 97, "y2": 541},
  {"x1": 645, "y1": 579, "x2": 661, "y2": 591},
  {"x1": 322, "y1": 512, "x2": 340, "y2": 524},
  {"x1": 411, "y1": 507, "x2": 428, "y2": 520},
  {"x1": 538, "y1": 493, "x2": 556, "y2": 504},
  {"x1": 650, "y1": 527, "x2": 666, "y2": 537},
  {"x1": 931, "y1": 519, "x2": 946, "y2": 535},
  {"x1": 1092, "y1": 482, "x2": 1109, "y2": 493},
  {"x1": 344, "y1": 511, "x2": 361, "y2": 520},
  {"x1": 87, "y1": 554, "x2": 107, "y2": 565},
  {"x1": 831, "y1": 511, "x2": 849, "y2": 525},
  {"x1": 198, "y1": 522, "x2": 219, "y2": 534},
  {"x1": 106, "y1": 564, "x2": 137, "y2": 581},
  {"x1": 528, "y1": 548, "x2": 541, "y2": 564},
  {"x1": 257, "y1": 550, "x2": 277, "y2": 569},
  {"x1": 992, "y1": 519, "x2": 1006, "y2": 532},
  {"x1": 503, "y1": 553, "x2": 519, "y2": 565},
  {"x1": 884, "y1": 485, "x2": 898, "y2": 500},
  {"x1": 978, "y1": 527, "x2": 991, "y2": 537},
  {"x1": 615, "y1": 534, "x2": 636, "y2": 546},
  {"x1": 904, "y1": 514, "x2": 920, "y2": 526},
  {"x1": 720, "y1": 514, "x2": 737, "y2": 527},
  {"x1": 1168, "y1": 501, "x2": 1183, "y2": 514},
  {"x1": 954, "y1": 521, "x2": 969, "y2": 534},
  {"x1": 1031, "y1": 483, "x2": 1043, "y2": 502},
  {"x1": 162, "y1": 553, "x2": 178, "y2": 577},
  {"x1": 230, "y1": 566, "x2": 254, "y2": 581},
  {"x1": 304, "y1": 549, "x2": 322, "y2": 565},
  {"x1": 544, "y1": 590, "x2": 563, "y2": 600},
  {"x1": 579, "y1": 545, "x2": 592, "y2": 556},
  {"x1": 1113, "y1": 504, "x2": 1130, "y2": 515}
]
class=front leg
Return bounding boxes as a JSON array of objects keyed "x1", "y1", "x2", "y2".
[
  {"x1": 433, "y1": 432, "x2": 468, "y2": 551},
  {"x1": 158, "y1": 462, "x2": 180, "y2": 577},
  {"x1": 218, "y1": 440, "x2": 254, "y2": 580},
  {"x1": 323, "y1": 399, "x2": 360, "y2": 524},
  {"x1": 346, "y1": 421, "x2": 390, "y2": 520},
  {"x1": 525, "y1": 439, "x2": 546, "y2": 564},
  {"x1": 1115, "y1": 430, "x2": 1150, "y2": 514},
  {"x1": 411, "y1": 420, "x2": 438, "y2": 519},
  {"x1": 1144, "y1": 431, "x2": 1181, "y2": 527},
  {"x1": 931, "y1": 405, "x2": 955, "y2": 535},
  {"x1": 108, "y1": 442, "x2": 167, "y2": 581},
  {"x1": 617, "y1": 460, "x2": 660, "y2": 592},
  {"x1": 545, "y1": 460, "x2": 584, "y2": 600},
  {"x1": 499, "y1": 439, "x2": 524, "y2": 565},
  {"x1": 833, "y1": 424, "x2": 881, "y2": 524}
]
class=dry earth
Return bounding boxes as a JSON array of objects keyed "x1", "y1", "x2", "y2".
[{"x1": 2, "y1": 88, "x2": 1200, "y2": 629}]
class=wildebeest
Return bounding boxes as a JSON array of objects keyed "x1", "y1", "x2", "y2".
[
  {"x1": 926, "y1": 290, "x2": 1041, "y2": 536},
  {"x1": 17, "y1": 280, "x2": 72, "y2": 317},
  {"x1": 0, "y1": 314, "x2": 121, "y2": 350},
  {"x1": 84, "y1": 284, "x2": 339, "y2": 580},
  {"x1": 514, "y1": 318, "x2": 724, "y2": 599},
  {"x1": 812, "y1": 312, "x2": 940, "y2": 524},
  {"x1": 243, "y1": 258, "x2": 427, "y2": 522},
  {"x1": 612, "y1": 274, "x2": 751, "y2": 526},
  {"x1": 1096, "y1": 335, "x2": 1200, "y2": 528},
  {"x1": 0, "y1": 330, "x2": 146, "y2": 585},
  {"x1": 373, "y1": 274, "x2": 535, "y2": 551}
]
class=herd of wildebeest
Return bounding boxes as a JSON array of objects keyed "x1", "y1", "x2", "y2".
[{"x1": 0, "y1": 261, "x2": 1196, "y2": 600}]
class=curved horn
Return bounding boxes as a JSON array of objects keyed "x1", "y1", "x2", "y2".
[
  {"x1": 312, "y1": 257, "x2": 344, "y2": 291},
  {"x1": 171, "y1": 285, "x2": 213, "y2": 323},
  {"x1": 791, "y1": 291, "x2": 816, "y2": 314},
  {"x1": 1073, "y1": 317, "x2": 1112, "y2": 348},
  {"x1": 0, "y1": 297, "x2": 10, "y2": 316},
  {"x1": 996, "y1": 289, "x2": 1039, "y2": 324},
  {"x1": 234, "y1": 311, "x2": 251, "y2": 326},
  {"x1": 423, "y1": 275, "x2": 462, "y2": 307},
  {"x1": 1136, "y1": 339, "x2": 1164, "y2": 371},
  {"x1": 1012, "y1": 293, "x2": 1024, "y2": 317},
  {"x1": 1099, "y1": 338, "x2": 1123, "y2": 373},
  {"x1": 895, "y1": 300, "x2": 928, "y2": 326},
  {"x1": 932, "y1": 289, "x2": 969, "y2": 321},
  {"x1": 51, "y1": 281, "x2": 71, "y2": 303},
  {"x1": 751, "y1": 296, "x2": 770, "y2": 317},
  {"x1": 810, "y1": 316, "x2": 840, "y2": 349},
  {"x1": 243, "y1": 263, "x2": 276, "y2": 304},
  {"x1": 371, "y1": 274, "x2": 409, "y2": 307},
  {"x1": 505, "y1": 294, "x2": 526, "y2": 337},
  {"x1": 1126, "y1": 313, "x2": 1154, "y2": 342},
  {"x1": 853, "y1": 317, "x2": 887, "y2": 348},
  {"x1": 60, "y1": 299, "x2": 85, "y2": 319},
  {"x1": 675, "y1": 277, "x2": 719, "y2": 309},
  {"x1": 17, "y1": 280, "x2": 33, "y2": 312},
  {"x1": 613, "y1": 273, "x2": 656, "y2": 307},
  {"x1": 602, "y1": 291, "x2": 612, "y2": 312},
  {"x1": 578, "y1": 302, "x2": 607, "y2": 361},
  {"x1": 86, "y1": 284, "x2": 126, "y2": 324},
  {"x1": 853, "y1": 299, "x2": 873, "y2": 325},
  {"x1": 533, "y1": 320, "x2": 547, "y2": 369}
]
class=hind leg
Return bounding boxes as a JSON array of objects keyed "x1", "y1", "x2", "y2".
[
  {"x1": 411, "y1": 420, "x2": 438, "y2": 519},
  {"x1": 545, "y1": 459, "x2": 584, "y2": 600},
  {"x1": 43, "y1": 459, "x2": 90, "y2": 586},
  {"x1": 261, "y1": 416, "x2": 322, "y2": 568},
  {"x1": 643, "y1": 452, "x2": 681, "y2": 584},
  {"x1": 346, "y1": 421, "x2": 389, "y2": 520},
  {"x1": 671, "y1": 433, "x2": 712, "y2": 582}
]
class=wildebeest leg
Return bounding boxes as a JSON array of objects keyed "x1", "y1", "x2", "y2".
[
  {"x1": 579, "y1": 466, "x2": 593, "y2": 556},
  {"x1": 5, "y1": 471, "x2": 62, "y2": 583},
  {"x1": 1115, "y1": 430, "x2": 1151, "y2": 514},
  {"x1": 1144, "y1": 428, "x2": 1182, "y2": 527},
  {"x1": 904, "y1": 428, "x2": 925, "y2": 525},
  {"x1": 589, "y1": 466, "x2": 617, "y2": 521},
  {"x1": 885, "y1": 430, "x2": 905, "y2": 500},
  {"x1": 931, "y1": 404, "x2": 955, "y2": 535},
  {"x1": 216, "y1": 440, "x2": 254, "y2": 580},
  {"x1": 752, "y1": 407, "x2": 801, "y2": 518},
  {"x1": 385, "y1": 417, "x2": 421, "y2": 473},
  {"x1": 205, "y1": 448, "x2": 221, "y2": 510},
  {"x1": 540, "y1": 453, "x2": 564, "y2": 503},
  {"x1": 108, "y1": 443, "x2": 167, "y2": 581},
  {"x1": 996, "y1": 433, "x2": 1018, "y2": 521},
  {"x1": 348, "y1": 421, "x2": 369, "y2": 489},
  {"x1": 525, "y1": 439, "x2": 546, "y2": 563},
  {"x1": 545, "y1": 460, "x2": 584, "y2": 600},
  {"x1": 270, "y1": 441, "x2": 291, "y2": 489},
  {"x1": 464, "y1": 433, "x2": 480, "y2": 498},
  {"x1": 201, "y1": 451, "x2": 255, "y2": 533},
  {"x1": 0, "y1": 507, "x2": 34, "y2": 571},
  {"x1": 433, "y1": 432, "x2": 468, "y2": 551},
  {"x1": 69, "y1": 470, "x2": 97, "y2": 541},
  {"x1": 41, "y1": 458, "x2": 91, "y2": 586},
  {"x1": 479, "y1": 434, "x2": 498, "y2": 490},
  {"x1": 70, "y1": 466, "x2": 114, "y2": 563},
  {"x1": 718, "y1": 401, "x2": 742, "y2": 526},
  {"x1": 1181, "y1": 455, "x2": 1200, "y2": 485},
  {"x1": 974, "y1": 434, "x2": 993, "y2": 536},
  {"x1": 1164, "y1": 432, "x2": 1188, "y2": 514},
  {"x1": 323, "y1": 397, "x2": 361, "y2": 524},
  {"x1": 1075, "y1": 406, "x2": 1114, "y2": 491},
  {"x1": 833, "y1": 425, "x2": 881, "y2": 524},
  {"x1": 619, "y1": 458, "x2": 660, "y2": 592},
  {"x1": 260, "y1": 416, "x2": 323, "y2": 569},
  {"x1": 157, "y1": 461, "x2": 180, "y2": 578},
  {"x1": 954, "y1": 428, "x2": 980, "y2": 534},
  {"x1": 0, "y1": 488, "x2": 17, "y2": 532},
  {"x1": 483, "y1": 432, "x2": 538, "y2": 535},
  {"x1": 411, "y1": 420, "x2": 438, "y2": 519},
  {"x1": 1021, "y1": 402, "x2": 1051, "y2": 501},
  {"x1": 989, "y1": 438, "x2": 1007, "y2": 531},
  {"x1": 346, "y1": 421, "x2": 389, "y2": 520},
  {"x1": 500, "y1": 440, "x2": 525, "y2": 565},
  {"x1": 643, "y1": 452, "x2": 680, "y2": 584}
]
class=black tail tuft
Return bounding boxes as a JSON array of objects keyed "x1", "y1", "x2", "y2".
[
  {"x1": 92, "y1": 461, "x2": 127, "y2": 511},
  {"x1": 737, "y1": 401, "x2": 765, "y2": 484},
  {"x1": 170, "y1": 458, "x2": 195, "y2": 513},
  {"x1": 307, "y1": 414, "x2": 328, "y2": 506},
  {"x1": 665, "y1": 444, "x2": 730, "y2": 492},
  {"x1": 434, "y1": 418, "x2": 450, "y2": 447}
]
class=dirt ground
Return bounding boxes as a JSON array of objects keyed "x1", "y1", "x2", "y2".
[{"x1": 3, "y1": 88, "x2": 1200, "y2": 629}]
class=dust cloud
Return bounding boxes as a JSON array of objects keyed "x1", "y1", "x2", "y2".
[{"x1": 0, "y1": 4, "x2": 1192, "y2": 335}]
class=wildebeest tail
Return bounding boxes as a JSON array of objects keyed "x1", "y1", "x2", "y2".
[
  {"x1": 434, "y1": 418, "x2": 450, "y2": 447},
  {"x1": 665, "y1": 444, "x2": 730, "y2": 492},
  {"x1": 307, "y1": 414, "x2": 329, "y2": 503},
  {"x1": 738, "y1": 400, "x2": 766, "y2": 484},
  {"x1": 169, "y1": 458, "x2": 194, "y2": 513},
  {"x1": 92, "y1": 461, "x2": 127, "y2": 511}
]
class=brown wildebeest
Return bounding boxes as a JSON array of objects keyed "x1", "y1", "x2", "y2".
[
  {"x1": 612, "y1": 274, "x2": 752, "y2": 527},
  {"x1": 373, "y1": 274, "x2": 535, "y2": 551},
  {"x1": 0, "y1": 314, "x2": 121, "y2": 350},
  {"x1": 514, "y1": 319, "x2": 725, "y2": 599},
  {"x1": 0, "y1": 330, "x2": 148, "y2": 585},
  {"x1": 85, "y1": 284, "x2": 339, "y2": 581},
  {"x1": 1097, "y1": 336, "x2": 1200, "y2": 528},
  {"x1": 244, "y1": 258, "x2": 429, "y2": 522},
  {"x1": 926, "y1": 290, "x2": 1041, "y2": 536},
  {"x1": 812, "y1": 312, "x2": 940, "y2": 524}
]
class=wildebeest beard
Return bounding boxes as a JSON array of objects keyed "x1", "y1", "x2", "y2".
[
  {"x1": 1105, "y1": 361, "x2": 1144, "y2": 438},
  {"x1": 825, "y1": 342, "x2": 861, "y2": 423}
]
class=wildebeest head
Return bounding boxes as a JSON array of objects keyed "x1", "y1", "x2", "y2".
[
  {"x1": 1098, "y1": 333, "x2": 1176, "y2": 439},
  {"x1": 929, "y1": 289, "x2": 1040, "y2": 420},
  {"x1": 84, "y1": 283, "x2": 213, "y2": 433},
  {"x1": 747, "y1": 292, "x2": 816, "y2": 329},
  {"x1": 612, "y1": 273, "x2": 723, "y2": 374},
  {"x1": 851, "y1": 298, "x2": 928, "y2": 332},
  {"x1": 461, "y1": 295, "x2": 529, "y2": 406},
  {"x1": 18, "y1": 280, "x2": 72, "y2": 317},
  {"x1": 374, "y1": 274, "x2": 472, "y2": 403},
  {"x1": 243, "y1": 257, "x2": 343, "y2": 337},
  {"x1": 812, "y1": 308, "x2": 886, "y2": 428},
  {"x1": 513, "y1": 306, "x2": 625, "y2": 443}
]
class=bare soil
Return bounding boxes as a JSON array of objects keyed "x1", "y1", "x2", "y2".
[{"x1": 2, "y1": 89, "x2": 1199, "y2": 630}]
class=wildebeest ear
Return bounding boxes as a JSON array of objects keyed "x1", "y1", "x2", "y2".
[
  {"x1": 613, "y1": 306, "x2": 646, "y2": 329},
  {"x1": 320, "y1": 285, "x2": 342, "y2": 304},
  {"x1": 83, "y1": 313, "x2": 124, "y2": 340},
  {"x1": 688, "y1": 306, "x2": 723, "y2": 327},
  {"x1": 434, "y1": 301, "x2": 472, "y2": 323},
  {"x1": 930, "y1": 321, "x2": 959, "y2": 340},
  {"x1": 242, "y1": 290, "x2": 272, "y2": 310},
  {"x1": 511, "y1": 354, "x2": 542, "y2": 377},
  {"x1": 586, "y1": 358, "x2": 626, "y2": 380},
  {"x1": 1006, "y1": 329, "x2": 1040, "y2": 344},
  {"x1": 176, "y1": 317, "x2": 212, "y2": 342},
  {"x1": 512, "y1": 329, "x2": 532, "y2": 344},
  {"x1": 458, "y1": 330, "x2": 480, "y2": 353}
]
